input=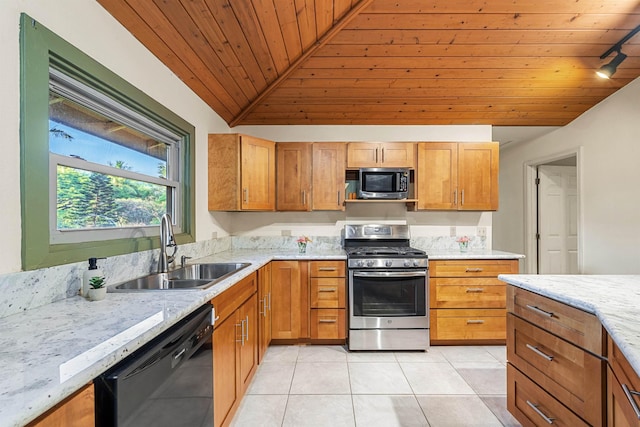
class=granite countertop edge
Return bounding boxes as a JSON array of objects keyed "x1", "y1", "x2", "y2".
[
  {"x1": 499, "y1": 274, "x2": 640, "y2": 380},
  {"x1": 0, "y1": 248, "x2": 521, "y2": 426}
]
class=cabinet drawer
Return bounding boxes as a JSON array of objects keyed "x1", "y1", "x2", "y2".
[
  {"x1": 310, "y1": 309, "x2": 346, "y2": 339},
  {"x1": 430, "y1": 278, "x2": 505, "y2": 308},
  {"x1": 309, "y1": 261, "x2": 345, "y2": 277},
  {"x1": 508, "y1": 364, "x2": 589, "y2": 427},
  {"x1": 211, "y1": 272, "x2": 258, "y2": 326},
  {"x1": 507, "y1": 314, "x2": 604, "y2": 426},
  {"x1": 430, "y1": 260, "x2": 518, "y2": 277},
  {"x1": 507, "y1": 286, "x2": 603, "y2": 355},
  {"x1": 431, "y1": 309, "x2": 505, "y2": 341},
  {"x1": 310, "y1": 278, "x2": 345, "y2": 308}
]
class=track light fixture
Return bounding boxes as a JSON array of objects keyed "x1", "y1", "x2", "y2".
[
  {"x1": 596, "y1": 25, "x2": 640, "y2": 79},
  {"x1": 596, "y1": 50, "x2": 627, "y2": 79}
]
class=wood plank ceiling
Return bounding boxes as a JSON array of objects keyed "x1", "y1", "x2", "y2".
[{"x1": 97, "y1": 0, "x2": 640, "y2": 127}]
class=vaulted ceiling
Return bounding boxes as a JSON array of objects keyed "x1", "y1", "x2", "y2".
[{"x1": 98, "y1": 0, "x2": 640, "y2": 127}]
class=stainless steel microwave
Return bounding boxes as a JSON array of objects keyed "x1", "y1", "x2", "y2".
[{"x1": 358, "y1": 168, "x2": 409, "y2": 199}]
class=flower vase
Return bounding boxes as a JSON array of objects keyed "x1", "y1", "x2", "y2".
[
  {"x1": 458, "y1": 241, "x2": 469, "y2": 253},
  {"x1": 298, "y1": 242, "x2": 307, "y2": 254}
]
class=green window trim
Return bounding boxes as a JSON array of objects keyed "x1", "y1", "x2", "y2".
[{"x1": 20, "y1": 14, "x2": 195, "y2": 270}]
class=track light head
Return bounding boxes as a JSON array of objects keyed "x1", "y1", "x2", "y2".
[{"x1": 596, "y1": 51, "x2": 627, "y2": 79}]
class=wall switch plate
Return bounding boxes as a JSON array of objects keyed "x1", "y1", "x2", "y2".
[
  {"x1": 281, "y1": 230, "x2": 292, "y2": 237},
  {"x1": 477, "y1": 227, "x2": 486, "y2": 237},
  {"x1": 211, "y1": 231, "x2": 218, "y2": 239},
  {"x1": 450, "y1": 226, "x2": 456, "y2": 237}
]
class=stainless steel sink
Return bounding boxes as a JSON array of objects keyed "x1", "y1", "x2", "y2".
[
  {"x1": 169, "y1": 263, "x2": 251, "y2": 280},
  {"x1": 110, "y1": 262, "x2": 251, "y2": 291}
]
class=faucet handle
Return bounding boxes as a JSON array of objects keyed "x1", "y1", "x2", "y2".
[{"x1": 180, "y1": 255, "x2": 192, "y2": 268}]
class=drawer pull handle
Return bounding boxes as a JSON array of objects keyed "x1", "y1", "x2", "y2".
[
  {"x1": 465, "y1": 268, "x2": 484, "y2": 272},
  {"x1": 318, "y1": 267, "x2": 337, "y2": 271},
  {"x1": 526, "y1": 304, "x2": 554, "y2": 318},
  {"x1": 526, "y1": 400, "x2": 555, "y2": 424},
  {"x1": 526, "y1": 344, "x2": 554, "y2": 362},
  {"x1": 466, "y1": 319, "x2": 485, "y2": 324},
  {"x1": 466, "y1": 288, "x2": 484, "y2": 293},
  {"x1": 318, "y1": 288, "x2": 337, "y2": 292},
  {"x1": 622, "y1": 384, "x2": 640, "y2": 419},
  {"x1": 318, "y1": 319, "x2": 337, "y2": 323}
]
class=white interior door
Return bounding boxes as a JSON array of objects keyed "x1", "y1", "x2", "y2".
[{"x1": 538, "y1": 165, "x2": 578, "y2": 274}]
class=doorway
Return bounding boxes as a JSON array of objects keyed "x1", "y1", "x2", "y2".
[
  {"x1": 537, "y1": 161, "x2": 578, "y2": 273},
  {"x1": 523, "y1": 149, "x2": 582, "y2": 274}
]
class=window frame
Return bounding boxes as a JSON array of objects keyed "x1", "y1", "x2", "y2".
[{"x1": 20, "y1": 14, "x2": 195, "y2": 270}]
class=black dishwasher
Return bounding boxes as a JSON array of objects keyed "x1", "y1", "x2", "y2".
[{"x1": 95, "y1": 304, "x2": 214, "y2": 427}]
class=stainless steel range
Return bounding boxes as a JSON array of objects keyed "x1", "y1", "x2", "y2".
[{"x1": 344, "y1": 224, "x2": 429, "y2": 351}]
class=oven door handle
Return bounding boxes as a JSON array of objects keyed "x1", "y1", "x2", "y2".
[{"x1": 353, "y1": 271, "x2": 427, "y2": 278}]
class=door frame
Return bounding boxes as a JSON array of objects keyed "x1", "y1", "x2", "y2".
[{"x1": 522, "y1": 146, "x2": 584, "y2": 274}]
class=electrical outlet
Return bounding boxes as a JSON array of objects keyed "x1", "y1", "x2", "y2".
[
  {"x1": 211, "y1": 231, "x2": 218, "y2": 239},
  {"x1": 477, "y1": 227, "x2": 486, "y2": 237},
  {"x1": 281, "y1": 229, "x2": 292, "y2": 237},
  {"x1": 450, "y1": 226, "x2": 456, "y2": 237}
]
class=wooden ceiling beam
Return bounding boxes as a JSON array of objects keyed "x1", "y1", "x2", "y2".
[{"x1": 229, "y1": 0, "x2": 375, "y2": 127}]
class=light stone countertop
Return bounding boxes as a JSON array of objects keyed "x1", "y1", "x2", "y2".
[
  {"x1": 427, "y1": 249, "x2": 524, "y2": 260},
  {"x1": 0, "y1": 247, "x2": 522, "y2": 426},
  {"x1": 498, "y1": 274, "x2": 640, "y2": 379}
]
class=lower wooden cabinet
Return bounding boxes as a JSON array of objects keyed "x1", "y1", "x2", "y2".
[
  {"x1": 212, "y1": 273, "x2": 258, "y2": 427},
  {"x1": 271, "y1": 260, "x2": 346, "y2": 342},
  {"x1": 506, "y1": 285, "x2": 605, "y2": 427},
  {"x1": 28, "y1": 383, "x2": 94, "y2": 427},
  {"x1": 430, "y1": 259, "x2": 518, "y2": 344},
  {"x1": 257, "y1": 263, "x2": 272, "y2": 363},
  {"x1": 608, "y1": 334, "x2": 640, "y2": 426}
]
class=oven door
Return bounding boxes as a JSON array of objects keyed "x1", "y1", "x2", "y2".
[{"x1": 349, "y1": 269, "x2": 428, "y2": 329}]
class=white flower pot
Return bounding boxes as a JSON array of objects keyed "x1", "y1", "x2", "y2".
[{"x1": 88, "y1": 287, "x2": 107, "y2": 301}]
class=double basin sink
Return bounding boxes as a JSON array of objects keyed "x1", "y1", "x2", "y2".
[{"x1": 110, "y1": 262, "x2": 251, "y2": 291}]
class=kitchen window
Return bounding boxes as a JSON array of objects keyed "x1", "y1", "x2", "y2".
[{"x1": 21, "y1": 14, "x2": 195, "y2": 270}]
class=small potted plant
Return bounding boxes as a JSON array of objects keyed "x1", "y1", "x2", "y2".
[
  {"x1": 297, "y1": 236, "x2": 312, "y2": 254},
  {"x1": 87, "y1": 276, "x2": 107, "y2": 301},
  {"x1": 456, "y1": 236, "x2": 470, "y2": 252}
]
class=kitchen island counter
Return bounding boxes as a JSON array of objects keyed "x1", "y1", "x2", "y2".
[
  {"x1": 0, "y1": 249, "x2": 345, "y2": 427},
  {"x1": 499, "y1": 274, "x2": 640, "y2": 379}
]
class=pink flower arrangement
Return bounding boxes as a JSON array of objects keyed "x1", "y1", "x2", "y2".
[
  {"x1": 456, "y1": 236, "x2": 470, "y2": 243},
  {"x1": 297, "y1": 236, "x2": 312, "y2": 244}
]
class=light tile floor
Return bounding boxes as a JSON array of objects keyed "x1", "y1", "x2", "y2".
[{"x1": 230, "y1": 345, "x2": 521, "y2": 427}]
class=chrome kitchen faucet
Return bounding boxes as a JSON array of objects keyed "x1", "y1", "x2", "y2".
[{"x1": 158, "y1": 213, "x2": 178, "y2": 273}]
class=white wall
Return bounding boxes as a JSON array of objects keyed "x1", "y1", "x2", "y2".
[
  {"x1": 0, "y1": 0, "x2": 232, "y2": 274},
  {"x1": 494, "y1": 77, "x2": 640, "y2": 274}
]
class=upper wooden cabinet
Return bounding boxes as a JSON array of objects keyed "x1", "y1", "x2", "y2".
[
  {"x1": 208, "y1": 134, "x2": 276, "y2": 211},
  {"x1": 276, "y1": 142, "x2": 312, "y2": 211},
  {"x1": 312, "y1": 142, "x2": 346, "y2": 211},
  {"x1": 417, "y1": 142, "x2": 499, "y2": 211},
  {"x1": 347, "y1": 142, "x2": 415, "y2": 168}
]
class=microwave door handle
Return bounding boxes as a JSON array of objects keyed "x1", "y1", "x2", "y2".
[{"x1": 353, "y1": 271, "x2": 427, "y2": 278}]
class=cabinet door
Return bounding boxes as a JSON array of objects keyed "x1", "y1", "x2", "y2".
[
  {"x1": 346, "y1": 142, "x2": 379, "y2": 167},
  {"x1": 258, "y1": 263, "x2": 272, "y2": 363},
  {"x1": 271, "y1": 261, "x2": 308, "y2": 339},
  {"x1": 312, "y1": 142, "x2": 346, "y2": 211},
  {"x1": 28, "y1": 384, "x2": 94, "y2": 427},
  {"x1": 458, "y1": 142, "x2": 499, "y2": 211},
  {"x1": 417, "y1": 142, "x2": 458, "y2": 210},
  {"x1": 238, "y1": 293, "x2": 258, "y2": 395},
  {"x1": 379, "y1": 142, "x2": 415, "y2": 168},
  {"x1": 276, "y1": 142, "x2": 312, "y2": 211},
  {"x1": 241, "y1": 135, "x2": 276, "y2": 210},
  {"x1": 213, "y1": 313, "x2": 239, "y2": 427}
]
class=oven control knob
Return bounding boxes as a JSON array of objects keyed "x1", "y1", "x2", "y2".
[
  {"x1": 366, "y1": 260, "x2": 375, "y2": 267},
  {"x1": 356, "y1": 260, "x2": 364, "y2": 267},
  {"x1": 413, "y1": 260, "x2": 420, "y2": 267},
  {"x1": 385, "y1": 260, "x2": 393, "y2": 267},
  {"x1": 404, "y1": 260, "x2": 411, "y2": 267}
]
